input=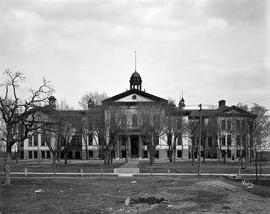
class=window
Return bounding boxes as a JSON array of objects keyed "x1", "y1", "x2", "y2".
[
  {"x1": 177, "y1": 150, "x2": 182, "y2": 158},
  {"x1": 154, "y1": 135, "x2": 159, "y2": 145},
  {"x1": 34, "y1": 151, "x2": 38, "y2": 159},
  {"x1": 69, "y1": 151, "x2": 73, "y2": 159},
  {"x1": 132, "y1": 114, "x2": 138, "y2": 127},
  {"x1": 236, "y1": 135, "x2": 241, "y2": 146},
  {"x1": 28, "y1": 151, "x2": 32, "y2": 159},
  {"x1": 167, "y1": 150, "x2": 170, "y2": 158},
  {"x1": 41, "y1": 151, "x2": 45, "y2": 159},
  {"x1": 143, "y1": 138, "x2": 147, "y2": 146},
  {"x1": 221, "y1": 135, "x2": 226, "y2": 146},
  {"x1": 236, "y1": 149, "x2": 241, "y2": 158},
  {"x1": 143, "y1": 151, "x2": 148, "y2": 158},
  {"x1": 61, "y1": 151, "x2": 64, "y2": 159},
  {"x1": 177, "y1": 137, "x2": 182, "y2": 146},
  {"x1": 33, "y1": 133, "x2": 38, "y2": 146},
  {"x1": 111, "y1": 151, "x2": 115, "y2": 158},
  {"x1": 155, "y1": 150, "x2": 159, "y2": 158},
  {"x1": 71, "y1": 133, "x2": 82, "y2": 147},
  {"x1": 242, "y1": 135, "x2": 246, "y2": 146},
  {"x1": 121, "y1": 150, "x2": 126, "y2": 158},
  {"x1": 121, "y1": 135, "x2": 127, "y2": 146},
  {"x1": 227, "y1": 120, "x2": 231, "y2": 131},
  {"x1": 75, "y1": 151, "x2": 81, "y2": 159},
  {"x1": 222, "y1": 150, "x2": 226, "y2": 158},
  {"x1": 208, "y1": 136, "x2": 212, "y2": 147},
  {"x1": 88, "y1": 134, "x2": 93, "y2": 146},
  {"x1": 227, "y1": 135, "x2": 231, "y2": 146},
  {"x1": 41, "y1": 135, "x2": 46, "y2": 146},
  {"x1": 76, "y1": 134, "x2": 82, "y2": 147},
  {"x1": 20, "y1": 151, "x2": 24, "y2": 159},
  {"x1": 46, "y1": 151, "x2": 51, "y2": 159},
  {"x1": 204, "y1": 118, "x2": 209, "y2": 127},
  {"x1": 89, "y1": 150, "x2": 93, "y2": 158},
  {"x1": 221, "y1": 120, "x2": 226, "y2": 131},
  {"x1": 236, "y1": 120, "x2": 240, "y2": 131},
  {"x1": 28, "y1": 136, "x2": 32, "y2": 146},
  {"x1": 227, "y1": 149, "x2": 231, "y2": 158},
  {"x1": 242, "y1": 120, "x2": 246, "y2": 130}
]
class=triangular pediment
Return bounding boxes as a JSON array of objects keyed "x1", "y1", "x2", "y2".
[
  {"x1": 102, "y1": 89, "x2": 167, "y2": 104},
  {"x1": 114, "y1": 93, "x2": 153, "y2": 102},
  {"x1": 225, "y1": 110, "x2": 241, "y2": 114}
]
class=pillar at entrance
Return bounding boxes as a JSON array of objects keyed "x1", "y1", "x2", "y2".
[
  {"x1": 139, "y1": 136, "x2": 142, "y2": 158},
  {"x1": 116, "y1": 137, "x2": 120, "y2": 160},
  {"x1": 127, "y1": 136, "x2": 131, "y2": 158}
]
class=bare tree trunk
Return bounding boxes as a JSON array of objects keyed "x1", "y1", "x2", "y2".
[
  {"x1": 16, "y1": 142, "x2": 21, "y2": 164},
  {"x1": 255, "y1": 150, "x2": 258, "y2": 182},
  {"x1": 191, "y1": 147, "x2": 194, "y2": 166},
  {"x1": 85, "y1": 142, "x2": 88, "y2": 160},
  {"x1": 168, "y1": 144, "x2": 172, "y2": 163},
  {"x1": 202, "y1": 138, "x2": 205, "y2": 163},
  {"x1": 4, "y1": 146, "x2": 12, "y2": 184},
  {"x1": 259, "y1": 152, "x2": 263, "y2": 176},
  {"x1": 249, "y1": 147, "x2": 252, "y2": 163},
  {"x1": 149, "y1": 145, "x2": 155, "y2": 166},
  {"x1": 103, "y1": 150, "x2": 110, "y2": 165},
  {"x1": 125, "y1": 143, "x2": 128, "y2": 163},
  {"x1": 57, "y1": 150, "x2": 61, "y2": 162},
  {"x1": 52, "y1": 153, "x2": 56, "y2": 174},
  {"x1": 64, "y1": 140, "x2": 68, "y2": 165},
  {"x1": 173, "y1": 141, "x2": 176, "y2": 164}
]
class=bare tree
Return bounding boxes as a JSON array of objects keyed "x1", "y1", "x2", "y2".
[
  {"x1": 137, "y1": 104, "x2": 165, "y2": 165},
  {"x1": 79, "y1": 92, "x2": 108, "y2": 109},
  {"x1": 0, "y1": 70, "x2": 53, "y2": 184},
  {"x1": 90, "y1": 106, "x2": 126, "y2": 165},
  {"x1": 41, "y1": 123, "x2": 59, "y2": 173},
  {"x1": 160, "y1": 103, "x2": 188, "y2": 164},
  {"x1": 186, "y1": 120, "x2": 199, "y2": 165},
  {"x1": 244, "y1": 104, "x2": 270, "y2": 181}
]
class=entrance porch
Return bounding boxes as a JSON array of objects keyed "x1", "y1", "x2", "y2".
[{"x1": 116, "y1": 134, "x2": 144, "y2": 159}]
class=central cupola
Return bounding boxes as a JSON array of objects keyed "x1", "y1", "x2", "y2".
[
  {"x1": 129, "y1": 51, "x2": 142, "y2": 90},
  {"x1": 129, "y1": 71, "x2": 142, "y2": 90}
]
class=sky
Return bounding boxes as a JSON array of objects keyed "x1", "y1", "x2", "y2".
[{"x1": 0, "y1": 0, "x2": 270, "y2": 110}]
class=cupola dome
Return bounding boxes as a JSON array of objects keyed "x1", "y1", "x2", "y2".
[{"x1": 129, "y1": 71, "x2": 142, "y2": 90}]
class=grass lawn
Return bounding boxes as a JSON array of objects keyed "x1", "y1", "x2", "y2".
[
  {"x1": 0, "y1": 160, "x2": 125, "y2": 174},
  {"x1": 1, "y1": 176, "x2": 270, "y2": 214},
  {"x1": 139, "y1": 160, "x2": 270, "y2": 174}
]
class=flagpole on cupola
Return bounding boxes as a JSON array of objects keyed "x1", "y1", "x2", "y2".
[{"x1": 135, "y1": 50, "x2": 137, "y2": 72}]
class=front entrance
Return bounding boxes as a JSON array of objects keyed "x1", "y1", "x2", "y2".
[{"x1": 130, "y1": 135, "x2": 139, "y2": 158}]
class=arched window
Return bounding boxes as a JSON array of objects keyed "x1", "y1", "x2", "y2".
[
  {"x1": 221, "y1": 120, "x2": 226, "y2": 131},
  {"x1": 132, "y1": 114, "x2": 138, "y2": 127},
  {"x1": 236, "y1": 120, "x2": 240, "y2": 131},
  {"x1": 227, "y1": 120, "x2": 231, "y2": 131}
]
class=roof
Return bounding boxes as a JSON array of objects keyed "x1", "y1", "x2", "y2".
[
  {"x1": 188, "y1": 105, "x2": 256, "y2": 119},
  {"x1": 101, "y1": 89, "x2": 168, "y2": 104}
]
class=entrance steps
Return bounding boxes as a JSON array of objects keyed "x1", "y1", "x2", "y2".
[{"x1": 114, "y1": 168, "x2": 139, "y2": 177}]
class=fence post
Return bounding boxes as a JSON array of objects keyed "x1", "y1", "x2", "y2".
[{"x1": 24, "y1": 168, "x2": 28, "y2": 177}]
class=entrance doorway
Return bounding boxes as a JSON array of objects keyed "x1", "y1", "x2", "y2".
[{"x1": 130, "y1": 135, "x2": 139, "y2": 158}]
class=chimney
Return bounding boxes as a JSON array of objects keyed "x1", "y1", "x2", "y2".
[
  {"x1": 218, "y1": 100, "x2": 226, "y2": 108},
  {"x1": 48, "y1": 96, "x2": 56, "y2": 108},
  {"x1": 87, "y1": 98, "x2": 94, "y2": 109}
]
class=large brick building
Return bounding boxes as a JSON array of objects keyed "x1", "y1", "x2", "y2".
[{"x1": 20, "y1": 71, "x2": 256, "y2": 162}]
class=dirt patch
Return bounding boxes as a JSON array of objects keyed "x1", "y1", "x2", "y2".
[{"x1": 130, "y1": 196, "x2": 168, "y2": 205}]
